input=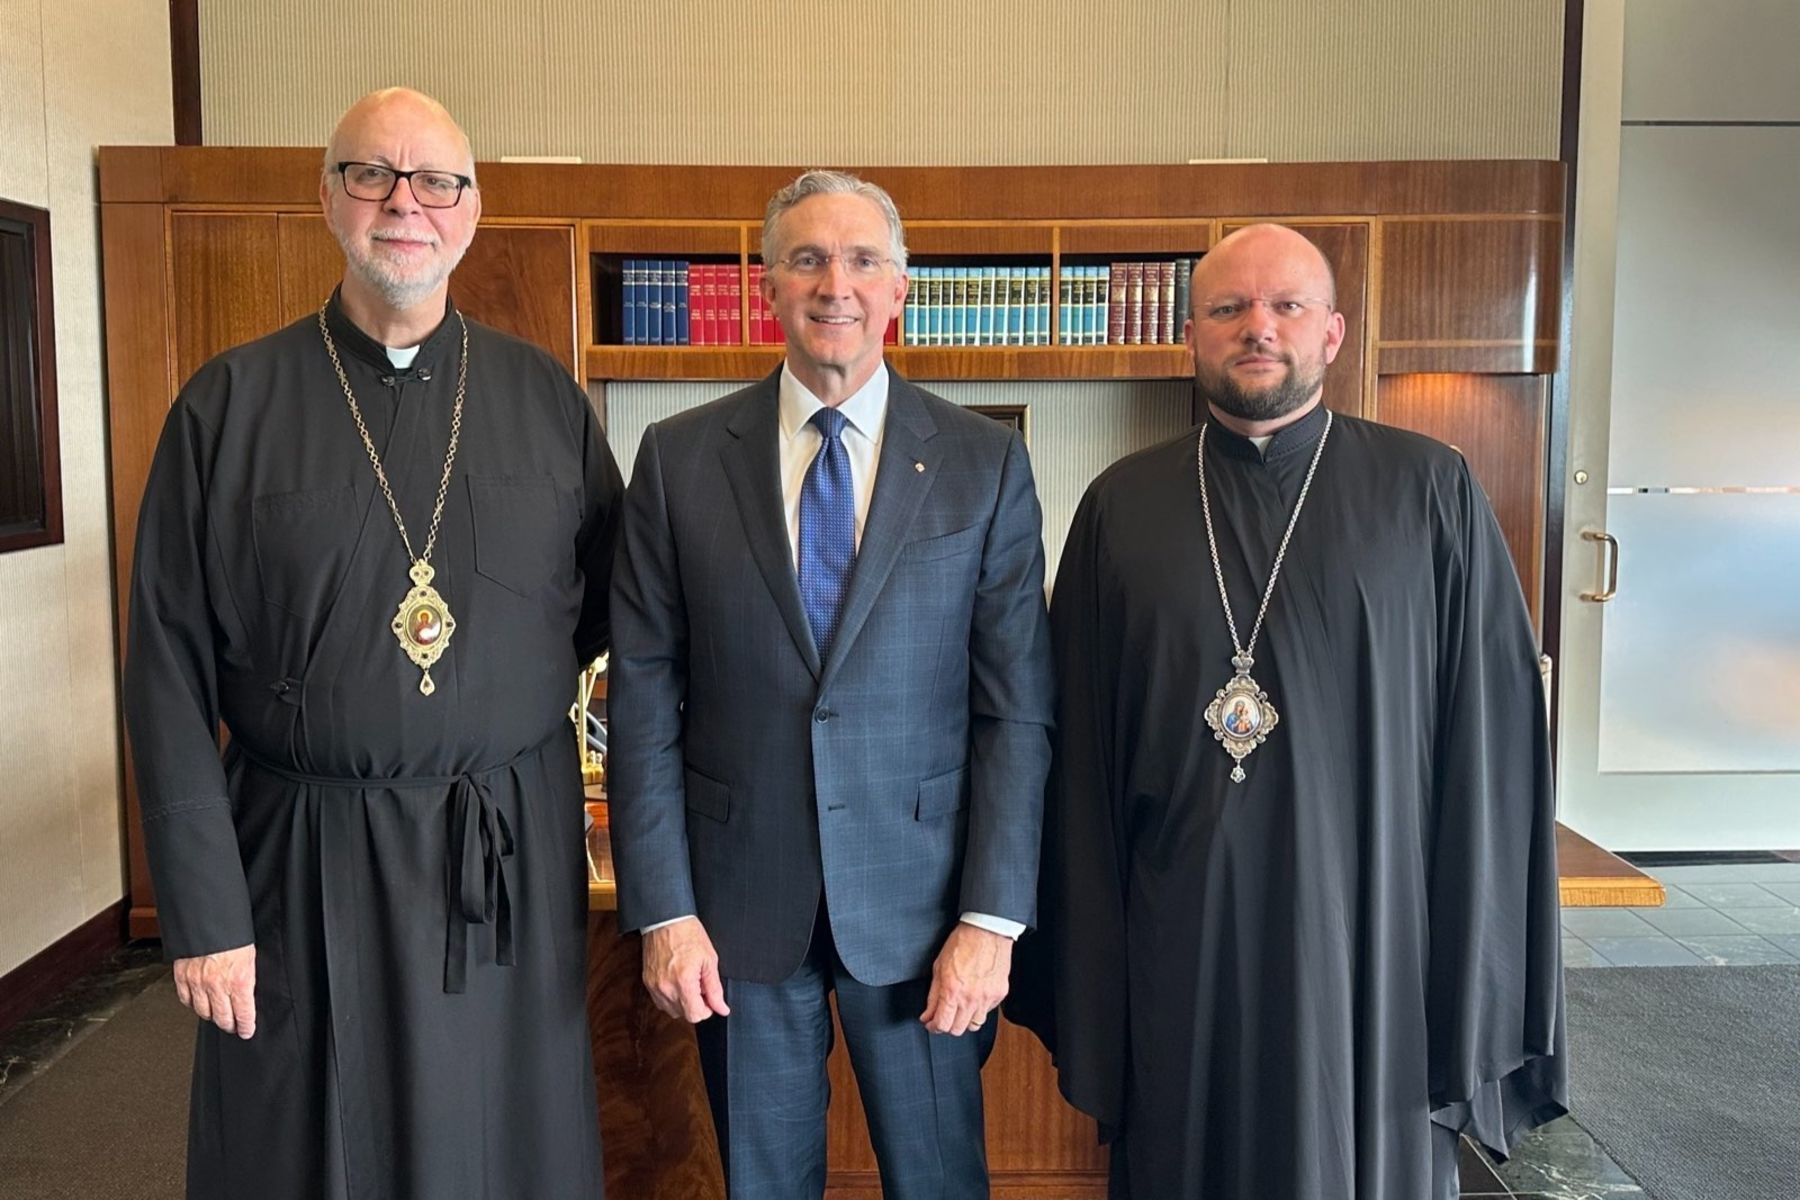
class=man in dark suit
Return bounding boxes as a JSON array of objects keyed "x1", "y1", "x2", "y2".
[{"x1": 608, "y1": 170, "x2": 1054, "y2": 1199}]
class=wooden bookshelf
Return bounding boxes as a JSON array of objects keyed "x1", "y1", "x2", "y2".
[{"x1": 585, "y1": 343, "x2": 1192, "y2": 382}]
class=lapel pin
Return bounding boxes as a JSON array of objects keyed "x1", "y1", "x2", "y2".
[{"x1": 914, "y1": 461, "x2": 925, "y2": 473}]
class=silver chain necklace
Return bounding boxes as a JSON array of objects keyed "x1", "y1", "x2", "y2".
[
  {"x1": 1196, "y1": 410, "x2": 1333, "y2": 782},
  {"x1": 319, "y1": 304, "x2": 469, "y2": 696}
]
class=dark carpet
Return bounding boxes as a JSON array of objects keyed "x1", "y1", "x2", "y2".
[
  {"x1": 1567, "y1": 963, "x2": 1800, "y2": 1200},
  {"x1": 0, "y1": 973, "x2": 190, "y2": 1199}
]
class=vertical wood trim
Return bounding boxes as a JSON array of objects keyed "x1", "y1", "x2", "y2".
[
  {"x1": 1364, "y1": 219, "x2": 1385, "y2": 422},
  {"x1": 1542, "y1": 0, "x2": 1586, "y2": 747},
  {"x1": 101, "y1": 200, "x2": 178, "y2": 935},
  {"x1": 575, "y1": 222, "x2": 594, "y2": 378},
  {"x1": 170, "y1": 0, "x2": 202, "y2": 145}
]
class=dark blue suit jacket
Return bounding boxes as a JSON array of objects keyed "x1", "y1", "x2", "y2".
[{"x1": 608, "y1": 369, "x2": 1054, "y2": 986}]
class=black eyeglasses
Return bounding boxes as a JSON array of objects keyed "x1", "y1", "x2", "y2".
[{"x1": 334, "y1": 161, "x2": 474, "y2": 208}]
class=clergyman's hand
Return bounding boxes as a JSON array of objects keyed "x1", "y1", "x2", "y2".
[
  {"x1": 172, "y1": 944, "x2": 257, "y2": 1039},
  {"x1": 641, "y1": 917, "x2": 731, "y2": 1023},
  {"x1": 921, "y1": 922, "x2": 1012, "y2": 1036}
]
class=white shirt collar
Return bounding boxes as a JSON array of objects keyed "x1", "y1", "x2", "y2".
[{"x1": 778, "y1": 362, "x2": 890, "y2": 442}]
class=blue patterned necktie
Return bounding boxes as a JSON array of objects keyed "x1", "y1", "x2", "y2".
[{"x1": 799, "y1": 407, "x2": 856, "y2": 658}]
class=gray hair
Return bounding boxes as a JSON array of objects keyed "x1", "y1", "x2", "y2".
[{"x1": 761, "y1": 169, "x2": 908, "y2": 273}]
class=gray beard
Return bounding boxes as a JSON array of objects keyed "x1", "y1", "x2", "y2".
[
  {"x1": 333, "y1": 229, "x2": 465, "y2": 312},
  {"x1": 1195, "y1": 357, "x2": 1326, "y2": 424}
]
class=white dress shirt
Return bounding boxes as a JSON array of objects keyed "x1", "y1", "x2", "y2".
[{"x1": 642, "y1": 363, "x2": 1024, "y2": 943}]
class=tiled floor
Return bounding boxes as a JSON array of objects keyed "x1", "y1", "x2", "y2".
[
  {"x1": 0, "y1": 941, "x2": 164, "y2": 1108},
  {"x1": 1563, "y1": 860, "x2": 1800, "y2": 968},
  {"x1": 8, "y1": 863, "x2": 1794, "y2": 1197}
]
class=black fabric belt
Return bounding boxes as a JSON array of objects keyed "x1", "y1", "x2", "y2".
[{"x1": 234, "y1": 732, "x2": 560, "y2": 994}]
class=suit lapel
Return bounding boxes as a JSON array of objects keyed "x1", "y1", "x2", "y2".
[
  {"x1": 819, "y1": 376, "x2": 939, "y2": 692},
  {"x1": 720, "y1": 373, "x2": 822, "y2": 679}
]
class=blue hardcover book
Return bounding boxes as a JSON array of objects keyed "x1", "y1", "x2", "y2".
[
  {"x1": 642, "y1": 260, "x2": 658, "y2": 347},
  {"x1": 950, "y1": 267, "x2": 966, "y2": 346},
  {"x1": 643, "y1": 260, "x2": 659, "y2": 346},
  {"x1": 975, "y1": 267, "x2": 994, "y2": 345},
  {"x1": 904, "y1": 269, "x2": 924, "y2": 345},
  {"x1": 659, "y1": 261, "x2": 676, "y2": 346},
  {"x1": 1057, "y1": 270, "x2": 1073, "y2": 345},
  {"x1": 640, "y1": 257, "x2": 655, "y2": 341},
  {"x1": 1029, "y1": 269, "x2": 1044, "y2": 345},
  {"x1": 1034, "y1": 267, "x2": 1051, "y2": 345},
  {"x1": 1090, "y1": 265, "x2": 1105, "y2": 345},
  {"x1": 654, "y1": 259, "x2": 670, "y2": 346},
  {"x1": 622, "y1": 260, "x2": 638, "y2": 345},
  {"x1": 1007, "y1": 267, "x2": 1026, "y2": 345},
  {"x1": 675, "y1": 262, "x2": 691, "y2": 345},
  {"x1": 925, "y1": 267, "x2": 940, "y2": 346},
  {"x1": 1072, "y1": 268, "x2": 1087, "y2": 347},
  {"x1": 943, "y1": 268, "x2": 957, "y2": 347}
]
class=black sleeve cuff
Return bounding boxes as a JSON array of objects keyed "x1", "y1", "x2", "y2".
[{"x1": 141, "y1": 800, "x2": 255, "y2": 958}]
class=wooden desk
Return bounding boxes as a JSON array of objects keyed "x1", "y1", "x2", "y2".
[{"x1": 1557, "y1": 822, "x2": 1666, "y2": 908}]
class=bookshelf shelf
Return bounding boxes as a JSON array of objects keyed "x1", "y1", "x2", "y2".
[{"x1": 585, "y1": 344, "x2": 1193, "y2": 383}]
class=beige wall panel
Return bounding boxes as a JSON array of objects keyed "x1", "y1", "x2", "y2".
[
  {"x1": 1226, "y1": 0, "x2": 1562, "y2": 161},
  {"x1": 0, "y1": 0, "x2": 172, "y2": 978},
  {"x1": 202, "y1": 0, "x2": 1559, "y2": 163},
  {"x1": 0, "y1": 0, "x2": 48, "y2": 203},
  {"x1": 603, "y1": 379, "x2": 1192, "y2": 590},
  {"x1": 1622, "y1": 0, "x2": 1800, "y2": 121}
]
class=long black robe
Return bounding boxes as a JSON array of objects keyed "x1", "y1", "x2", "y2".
[
  {"x1": 123, "y1": 294, "x2": 622, "y2": 1199},
  {"x1": 1009, "y1": 404, "x2": 1566, "y2": 1199}
]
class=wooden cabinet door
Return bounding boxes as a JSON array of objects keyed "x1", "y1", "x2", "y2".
[{"x1": 276, "y1": 215, "x2": 579, "y2": 377}]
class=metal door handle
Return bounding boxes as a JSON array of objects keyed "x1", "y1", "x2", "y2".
[{"x1": 1580, "y1": 530, "x2": 1619, "y2": 602}]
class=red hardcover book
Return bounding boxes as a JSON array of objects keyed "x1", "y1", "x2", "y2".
[
  {"x1": 1126, "y1": 262, "x2": 1145, "y2": 345},
  {"x1": 748, "y1": 265, "x2": 763, "y2": 343},
  {"x1": 728, "y1": 266, "x2": 744, "y2": 345},
  {"x1": 1145, "y1": 261, "x2": 1162, "y2": 346},
  {"x1": 699, "y1": 264, "x2": 713, "y2": 346},
  {"x1": 1159, "y1": 261, "x2": 1176, "y2": 343},
  {"x1": 730, "y1": 264, "x2": 745, "y2": 345},
  {"x1": 758, "y1": 268, "x2": 778, "y2": 344},
  {"x1": 885, "y1": 314, "x2": 899, "y2": 345},
  {"x1": 708, "y1": 264, "x2": 725, "y2": 346},
  {"x1": 688, "y1": 264, "x2": 706, "y2": 346}
]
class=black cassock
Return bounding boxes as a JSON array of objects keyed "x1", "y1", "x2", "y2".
[
  {"x1": 1010, "y1": 404, "x2": 1566, "y2": 1199},
  {"x1": 124, "y1": 295, "x2": 622, "y2": 1199}
]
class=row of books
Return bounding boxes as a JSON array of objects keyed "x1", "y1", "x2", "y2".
[
  {"x1": 1100, "y1": 260, "x2": 1194, "y2": 346},
  {"x1": 898, "y1": 260, "x2": 1195, "y2": 347},
  {"x1": 620, "y1": 260, "x2": 744, "y2": 346},
  {"x1": 616, "y1": 262, "x2": 900, "y2": 346},
  {"x1": 901, "y1": 266, "x2": 1053, "y2": 346},
  {"x1": 616, "y1": 258, "x2": 1195, "y2": 348}
]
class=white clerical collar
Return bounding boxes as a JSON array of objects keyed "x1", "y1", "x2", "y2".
[
  {"x1": 778, "y1": 362, "x2": 889, "y2": 442},
  {"x1": 1248, "y1": 434, "x2": 1275, "y2": 457},
  {"x1": 385, "y1": 344, "x2": 421, "y2": 369}
]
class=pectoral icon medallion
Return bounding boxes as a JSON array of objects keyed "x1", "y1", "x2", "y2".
[{"x1": 391, "y1": 559, "x2": 457, "y2": 696}]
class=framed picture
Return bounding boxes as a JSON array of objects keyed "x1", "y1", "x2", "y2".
[
  {"x1": 969, "y1": 403, "x2": 1027, "y2": 441},
  {"x1": 0, "y1": 198, "x2": 61, "y2": 553}
]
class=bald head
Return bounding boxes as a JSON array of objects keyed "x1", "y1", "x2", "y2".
[
  {"x1": 323, "y1": 88, "x2": 476, "y2": 182},
  {"x1": 1192, "y1": 223, "x2": 1336, "y2": 312}
]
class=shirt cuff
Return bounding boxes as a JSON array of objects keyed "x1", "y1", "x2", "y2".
[
  {"x1": 960, "y1": 912, "x2": 1026, "y2": 940},
  {"x1": 640, "y1": 914, "x2": 697, "y2": 934}
]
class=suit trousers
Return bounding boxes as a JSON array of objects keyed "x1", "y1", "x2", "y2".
[{"x1": 694, "y1": 909, "x2": 998, "y2": 1200}]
